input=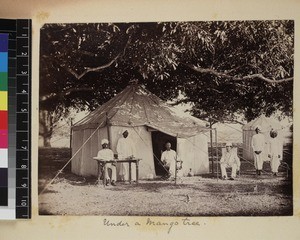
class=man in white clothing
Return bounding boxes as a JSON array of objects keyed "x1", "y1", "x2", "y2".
[
  {"x1": 268, "y1": 129, "x2": 282, "y2": 176},
  {"x1": 116, "y1": 130, "x2": 136, "y2": 181},
  {"x1": 96, "y1": 139, "x2": 116, "y2": 186},
  {"x1": 251, "y1": 125, "x2": 267, "y2": 176},
  {"x1": 161, "y1": 142, "x2": 178, "y2": 179},
  {"x1": 220, "y1": 142, "x2": 240, "y2": 180}
]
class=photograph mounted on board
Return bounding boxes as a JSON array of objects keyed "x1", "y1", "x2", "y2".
[{"x1": 38, "y1": 21, "x2": 294, "y2": 216}]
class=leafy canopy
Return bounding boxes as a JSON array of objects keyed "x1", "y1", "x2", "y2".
[{"x1": 40, "y1": 20, "x2": 293, "y2": 123}]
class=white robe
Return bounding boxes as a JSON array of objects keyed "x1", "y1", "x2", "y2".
[
  {"x1": 220, "y1": 149, "x2": 240, "y2": 178},
  {"x1": 251, "y1": 133, "x2": 266, "y2": 170},
  {"x1": 96, "y1": 148, "x2": 116, "y2": 181},
  {"x1": 268, "y1": 137, "x2": 282, "y2": 173},
  {"x1": 97, "y1": 148, "x2": 114, "y2": 161},
  {"x1": 251, "y1": 133, "x2": 266, "y2": 152},
  {"x1": 116, "y1": 137, "x2": 136, "y2": 181},
  {"x1": 161, "y1": 149, "x2": 178, "y2": 177}
]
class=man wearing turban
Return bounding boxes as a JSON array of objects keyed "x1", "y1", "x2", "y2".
[
  {"x1": 268, "y1": 129, "x2": 282, "y2": 176},
  {"x1": 96, "y1": 139, "x2": 116, "y2": 186},
  {"x1": 116, "y1": 130, "x2": 136, "y2": 181}
]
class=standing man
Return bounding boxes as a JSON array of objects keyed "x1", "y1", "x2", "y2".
[
  {"x1": 220, "y1": 142, "x2": 240, "y2": 180},
  {"x1": 161, "y1": 142, "x2": 178, "y2": 180},
  {"x1": 268, "y1": 129, "x2": 282, "y2": 176},
  {"x1": 251, "y1": 125, "x2": 267, "y2": 176},
  {"x1": 116, "y1": 130, "x2": 136, "y2": 181},
  {"x1": 96, "y1": 139, "x2": 116, "y2": 186}
]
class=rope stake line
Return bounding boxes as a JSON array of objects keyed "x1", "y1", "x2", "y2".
[{"x1": 39, "y1": 123, "x2": 103, "y2": 195}]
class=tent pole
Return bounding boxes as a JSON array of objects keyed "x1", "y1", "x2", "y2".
[
  {"x1": 215, "y1": 128, "x2": 219, "y2": 181},
  {"x1": 106, "y1": 112, "x2": 112, "y2": 145},
  {"x1": 210, "y1": 121, "x2": 214, "y2": 174},
  {"x1": 70, "y1": 118, "x2": 73, "y2": 158},
  {"x1": 175, "y1": 134, "x2": 178, "y2": 185}
]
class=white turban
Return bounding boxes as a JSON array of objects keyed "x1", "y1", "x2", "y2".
[
  {"x1": 255, "y1": 125, "x2": 262, "y2": 131},
  {"x1": 101, "y1": 139, "x2": 109, "y2": 145}
]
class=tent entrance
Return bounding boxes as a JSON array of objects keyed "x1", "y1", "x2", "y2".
[{"x1": 151, "y1": 131, "x2": 177, "y2": 176}]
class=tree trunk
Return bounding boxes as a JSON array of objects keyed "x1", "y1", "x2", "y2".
[
  {"x1": 39, "y1": 110, "x2": 58, "y2": 147},
  {"x1": 42, "y1": 134, "x2": 52, "y2": 147}
]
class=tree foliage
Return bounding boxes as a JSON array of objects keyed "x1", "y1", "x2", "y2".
[{"x1": 39, "y1": 20, "x2": 294, "y2": 144}]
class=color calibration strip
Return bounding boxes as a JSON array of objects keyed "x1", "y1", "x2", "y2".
[
  {"x1": 0, "y1": 19, "x2": 31, "y2": 220},
  {"x1": 0, "y1": 33, "x2": 8, "y2": 207}
]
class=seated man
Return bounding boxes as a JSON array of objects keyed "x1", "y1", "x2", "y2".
[
  {"x1": 96, "y1": 139, "x2": 116, "y2": 186},
  {"x1": 161, "y1": 142, "x2": 179, "y2": 180},
  {"x1": 220, "y1": 142, "x2": 240, "y2": 180}
]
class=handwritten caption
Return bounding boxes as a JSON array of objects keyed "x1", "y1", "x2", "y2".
[{"x1": 103, "y1": 217, "x2": 205, "y2": 233}]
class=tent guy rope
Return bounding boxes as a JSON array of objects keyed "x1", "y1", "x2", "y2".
[{"x1": 39, "y1": 122, "x2": 103, "y2": 195}]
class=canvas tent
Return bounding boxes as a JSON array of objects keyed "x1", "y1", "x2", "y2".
[
  {"x1": 242, "y1": 115, "x2": 284, "y2": 162},
  {"x1": 71, "y1": 83, "x2": 211, "y2": 179}
]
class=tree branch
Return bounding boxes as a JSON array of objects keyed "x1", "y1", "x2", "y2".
[
  {"x1": 224, "y1": 119, "x2": 245, "y2": 125},
  {"x1": 169, "y1": 99, "x2": 189, "y2": 106},
  {"x1": 65, "y1": 55, "x2": 120, "y2": 80},
  {"x1": 40, "y1": 87, "x2": 94, "y2": 102},
  {"x1": 185, "y1": 63, "x2": 293, "y2": 84},
  {"x1": 65, "y1": 32, "x2": 133, "y2": 80}
]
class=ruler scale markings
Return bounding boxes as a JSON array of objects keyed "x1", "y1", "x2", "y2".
[{"x1": 15, "y1": 19, "x2": 31, "y2": 219}]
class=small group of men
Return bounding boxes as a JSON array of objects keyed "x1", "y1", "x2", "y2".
[
  {"x1": 251, "y1": 125, "x2": 282, "y2": 176},
  {"x1": 221, "y1": 124, "x2": 282, "y2": 180},
  {"x1": 97, "y1": 131, "x2": 180, "y2": 185},
  {"x1": 96, "y1": 130, "x2": 135, "y2": 186},
  {"x1": 97, "y1": 126, "x2": 282, "y2": 184}
]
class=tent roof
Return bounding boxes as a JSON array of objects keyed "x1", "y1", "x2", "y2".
[
  {"x1": 242, "y1": 115, "x2": 283, "y2": 132},
  {"x1": 72, "y1": 84, "x2": 210, "y2": 138}
]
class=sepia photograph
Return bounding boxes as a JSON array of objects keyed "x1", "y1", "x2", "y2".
[{"x1": 38, "y1": 20, "x2": 293, "y2": 216}]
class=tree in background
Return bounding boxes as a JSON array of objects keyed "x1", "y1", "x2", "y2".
[{"x1": 39, "y1": 21, "x2": 293, "y2": 146}]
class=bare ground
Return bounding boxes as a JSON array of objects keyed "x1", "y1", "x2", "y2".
[{"x1": 38, "y1": 148, "x2": 293, "y2": 216}]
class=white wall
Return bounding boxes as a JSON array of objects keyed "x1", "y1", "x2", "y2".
[
  {"x1": 110, "y1": 126, "x2": 156, "y2": 179},
  {"x1": 71, "y1": 127, "x2": 108, "y2": 176},
  {"x1": 177, "y1": 133, "x2": 209, "y2": 176}
]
